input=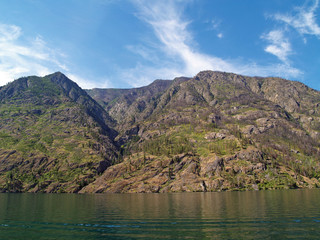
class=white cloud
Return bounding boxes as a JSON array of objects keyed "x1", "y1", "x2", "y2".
[
  {"x1": 273, "y1": 0, "x2": 320, "y2": 39},
  {"x1": 132, "y1": 0, "x2": 237, "y2": 76},
  {"x1": 257, "y1": 0, "x2": 320, "y2": 83},
  {"x1": 217, "y1": 33, "x2": 223, "y2": 39},
  {"x1": 0, "y1": 22, "x2": 102, "y2": 89},
  {"x1": 261, "y1": 30, "x2": 292, "y2": 62},
  {"x1": 0, "y1": 23, "x2": 66, "y2": 86},
  {"x1": 127, "y1": 0, "x2": 301, "y2": 86}
]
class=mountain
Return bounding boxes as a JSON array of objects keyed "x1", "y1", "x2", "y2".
[
  {"x1": 1, "y1": 70, "x2": 320, "y2": 193},
  {"x1": 0, "y1": 72, "x2": 118, "y2": 193},
  {"x1": 81, "y1": 71, "x2": 320, "y2": 193}
]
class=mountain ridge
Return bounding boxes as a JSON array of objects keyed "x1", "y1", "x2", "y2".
[{"x1": 1, "y1": 70, "x2": 320, "y2": 193}]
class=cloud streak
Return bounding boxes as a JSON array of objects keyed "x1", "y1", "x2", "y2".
[
  {"x1": 127, "y1": 0, "x2": 302, "y2": 87},
  {"x1": 0, "y1": 22, "x2": 107, "y2": 89},
  {"x1": 133, "y1": 0, "x2": 235, "y2": 75},
  {"x1": 258, "y1": 0, "x2": 320, "y2": 83},
  {"x1": 274, "y1": 0, "x2": 320, "y2": 39},
  {"x1": 0, "y1": 23, "x2": 68, "y2": 86}
]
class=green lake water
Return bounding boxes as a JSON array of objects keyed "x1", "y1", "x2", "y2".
[{"x1": 0, "y1": 189, "x2": 320, "y2": 239}]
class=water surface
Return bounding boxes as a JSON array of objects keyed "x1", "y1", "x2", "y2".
[{"x1": 0, "y1": 189, "x2": 319, "y2": 239}]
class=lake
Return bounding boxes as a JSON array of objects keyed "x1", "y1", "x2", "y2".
[{"x1": 0, "y1": 189, "x2": 319, "y2": 239}]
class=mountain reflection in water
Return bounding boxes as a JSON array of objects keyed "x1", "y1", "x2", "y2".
[{"x1": 0, "y1": 190, "x2": 320, "y2": 239}]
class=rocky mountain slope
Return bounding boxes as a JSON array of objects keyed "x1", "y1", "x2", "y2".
[{"x1": 1, "y1": 70, "x2": 320, "y2": 193}]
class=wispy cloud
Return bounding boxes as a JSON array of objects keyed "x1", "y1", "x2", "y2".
[
  {"x1": 127, "y1": 0, "x2": 301, "y2": 86},
  {"x1": 0, "y1": 23, "x2": 67, "y2": 85},
  {"x1": 274, "y1": 0, "x2": 320, "y2": 39},
  {"x1": 258, "y1": 0, "x2": 320, "y2": 82},
  {"x1": 133, "y1": 0, "x2": 238, "y2": 75},
  {"x1": 261, "y1": 30, "x2": 292, "y2": 62},
  {"x1": 0, "y1": 22, "x2": 102, "y2": 89}
]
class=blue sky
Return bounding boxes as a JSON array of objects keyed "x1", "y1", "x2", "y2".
[{"x1": 0, "y1": 0, "x2": 319, "y2": 90}]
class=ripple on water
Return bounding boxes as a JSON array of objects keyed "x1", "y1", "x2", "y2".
[{"x1": 0, "y1": 190, "x2": 320, "y2": 239}]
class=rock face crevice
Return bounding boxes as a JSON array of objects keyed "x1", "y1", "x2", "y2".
[{"x1": 1, "y1": 70, "x2": 320, "y2": 193}]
